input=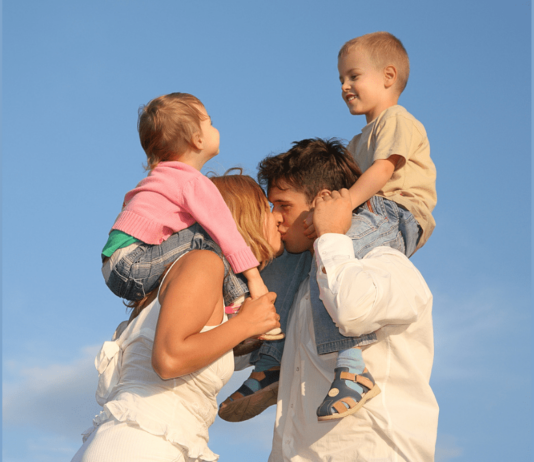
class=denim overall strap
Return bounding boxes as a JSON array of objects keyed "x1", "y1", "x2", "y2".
[
  {"x1": 253, "y1": 250, "x2": 313, "y2": 363},
  {"x1": 309, "y1": 262, "x2": 377, "y2": 355}
]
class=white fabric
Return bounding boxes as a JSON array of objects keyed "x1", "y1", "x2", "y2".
[
  {"x1": 79, "y1": 295, "x2": 233, "y2": 462},
  {"x1": 71, "y1": 419, "x2": 188, "y2": 462},
  {"x1": 269, "y1": 236, "x2": 438, "y2": 462}
]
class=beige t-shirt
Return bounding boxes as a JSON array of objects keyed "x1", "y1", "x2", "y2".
[{"x1": 347, "y1": 105, "x2": 437, "y2": 251}]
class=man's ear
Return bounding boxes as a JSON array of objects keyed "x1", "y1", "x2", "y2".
[
  {"x1": 191, "y1": 131, "x2": 203, "y2": 151},
  {"x1": 384, "y1": 65, "x2": 397, "y2": 89},
  {"x1": 312, "y1": 189, "x2": 332, "y2": 207}
]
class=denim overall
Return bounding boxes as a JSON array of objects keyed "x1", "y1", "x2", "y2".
[{"x1": 105, "y1": 223, "x2": 248, "y2": 307}]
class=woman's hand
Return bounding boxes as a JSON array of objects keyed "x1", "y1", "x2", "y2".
[{"x1": 236, "y1": 292, "x2": 279, "y2": 338}]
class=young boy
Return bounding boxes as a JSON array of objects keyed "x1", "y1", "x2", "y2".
[
  {"x1": 311, "y1": 32, "x2": 437, "y2": 420},
  {"x1": 219, "y1": 32, "x2": 436, "y2": 422}
]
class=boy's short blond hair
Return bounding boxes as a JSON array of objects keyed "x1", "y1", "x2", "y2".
[
  {"x1": 138, "y1": 93, "x2": 206, "y2": 170},
  {"x1": 339, "y1": 32, "x2": 410, "y2": 93}
]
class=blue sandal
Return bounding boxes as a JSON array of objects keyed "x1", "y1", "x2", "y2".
[
  {"x1": 218, "y1": 367, "x2": 280, "y2": 422},
  {"x1": 317, "y1": 367, "x2": 381, "y2": 421}
]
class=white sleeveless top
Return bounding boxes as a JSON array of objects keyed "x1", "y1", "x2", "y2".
[{"x1": 85, "y1": 271, "x2": 234, "y2": 462}]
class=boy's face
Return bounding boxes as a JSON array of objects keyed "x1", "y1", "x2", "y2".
[
  {"x1": 338, "y1": 47, "x2": 389, "y2": 123},
  {"x1": 268, "y1": 184, "x2": 314, "y2": 254}
]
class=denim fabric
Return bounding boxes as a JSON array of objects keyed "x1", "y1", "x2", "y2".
[
  {"x1": 252, "y1": 251, "x2": 313, "y2": 363},
  {"x1": 348, "y1": 195, "x2": 421, "y2": 259},
  {"x1": 253, "y1": 196, "x2": 421, "y2": 362},
  {"x1": 104, "y1": 223, "x2": 248, "y2": 306},
  {"x1": 310, "y1": 195, "x2": 421, "y2": 355}
]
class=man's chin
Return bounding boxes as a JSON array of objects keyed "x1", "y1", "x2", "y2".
[{"x1": 282, "y1": 241, "x2": 312, "y2": 255}]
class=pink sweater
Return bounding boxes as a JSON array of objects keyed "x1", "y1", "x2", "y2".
[{"x1": 112, "y1": 162, "x2": 259, "y2": 274}]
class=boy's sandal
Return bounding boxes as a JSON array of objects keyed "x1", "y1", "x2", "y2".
[
  {"x1": 233, "y1": 338, "x2": 263, "y2": 357},
  {"x1": 316, "y1": 367, "x2": 381, "y2": 421},
  {"x1": 218, "y1": 367, "x2": 280, "y2": 422}
]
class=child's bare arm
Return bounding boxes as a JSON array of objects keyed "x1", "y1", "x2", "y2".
[
  {"x1": 349, "y1": 155, "x2": 401, "y2": 208},
  {"x1": 242, "y1": 267, "x2": 269, "y2": 299},
  {"x1": 303, "y1": 155, "x2": 401, "y2": 238}
]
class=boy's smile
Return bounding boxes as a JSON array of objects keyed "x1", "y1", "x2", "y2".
[{"x1": 338, "y1": 48, "x2": 394, "y2": 124}]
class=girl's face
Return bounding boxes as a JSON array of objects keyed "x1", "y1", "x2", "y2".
[
  {"x1": 264, "y1": 207, "x2": 283, "y2": 257},
  {"x1": 197, "y1": 105, "x2": 220, "y2": 159}
]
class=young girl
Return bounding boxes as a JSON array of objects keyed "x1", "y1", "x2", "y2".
[{"x1": 101, "y1": 92, "x2": 282, "y2": 338}]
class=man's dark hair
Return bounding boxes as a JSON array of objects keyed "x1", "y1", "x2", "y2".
[{"x1": 257, "y1": 138, "x2": 362, "y2": 204}]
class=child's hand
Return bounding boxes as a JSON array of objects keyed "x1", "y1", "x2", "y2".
[{"x1": 303, "y1": 210, "x2": 317, "y2": 239}]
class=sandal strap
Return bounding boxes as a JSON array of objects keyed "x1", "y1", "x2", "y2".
[
  {"x1": 234, "y1": 367, "x2": 280, "y2": 399},
  {"x1": 332, "y1": 396, "x2": 358, "y2": 414},
  {"x1": 339, "y1": 371, "x2": 374, "y2": 390},
  {"x1": 332, "y1": 401, "x2": 348, "y2": 414}
]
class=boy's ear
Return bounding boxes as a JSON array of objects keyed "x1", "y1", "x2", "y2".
[
  {"x1": 383, "y1": 65, "x2": 398, "y2": 89},
  {"x1": 312, "y1": 189, "x2": 332, "y2": 207},
  {"x1": 191, "y1": 131, "x2": 203, "y2": 151}
]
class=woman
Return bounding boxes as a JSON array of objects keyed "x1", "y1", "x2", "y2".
[{"x1": 71, "y1": 174, "x2": 283, "y2": 462}]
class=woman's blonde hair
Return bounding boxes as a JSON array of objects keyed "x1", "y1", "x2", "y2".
[
  {"x1": 210, "y1": 169, "x2": 275, "y2": 270},
  {"x1": 127, "y1": 169, "x2": 275, "y2": 317}
]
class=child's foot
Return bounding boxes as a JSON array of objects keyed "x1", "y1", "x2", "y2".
[
  {"x1": 316, "y1": 366, "x2": 380, "y2": 421},
  {"x1": 233, "y1": 338, "x2": 264, "y2": 356},
  {"x1": 218, "y1": 367, "x2": 280, "y2": 422},
  {"x1": 258, "y1": 327, "x2": 284, "y2": 340}
]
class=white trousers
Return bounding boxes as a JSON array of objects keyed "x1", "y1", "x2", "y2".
[{"x1": 71, "y1": 419, "x2": 188, "y2": 462}]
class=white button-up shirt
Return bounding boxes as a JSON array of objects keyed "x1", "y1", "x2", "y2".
[{"x1": 269, "y1": 235, "x2": 438, "y2": 462}]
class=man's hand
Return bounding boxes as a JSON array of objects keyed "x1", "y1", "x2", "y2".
[
  {"x1": 303, "y1": 210, "x2": 317, "y2": 239},
  {"x1": 313, "y1": 189, "x2": 353, "y2": 237}
]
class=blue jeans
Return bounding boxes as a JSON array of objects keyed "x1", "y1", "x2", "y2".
[
  {"x1": 256, "y1": 196, "x2": 421, "y2": 362},
  {"x1": 104, "y1": 223, "x2": 249, "y2": 306}
]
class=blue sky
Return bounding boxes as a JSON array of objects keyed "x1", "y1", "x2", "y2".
[{"x1": 2, "y1": 1, "x2": 532, "y2": 461}]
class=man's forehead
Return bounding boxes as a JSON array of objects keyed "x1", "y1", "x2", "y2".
[{"x1": 268, "y1": 184, "x2": 307, "y2": 203}]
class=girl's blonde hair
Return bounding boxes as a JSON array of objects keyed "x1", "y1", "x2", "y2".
[
  {"x1": 127, "y1": 170, "x2": 275, "y2": 317},
  {"x1": 138, "y1": 93, "x2": 206, "y2": 170}
]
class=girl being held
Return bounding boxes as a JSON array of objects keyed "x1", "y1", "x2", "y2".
[{"x1": 102, "y1": 93, "x2": 282, "y2": 339}]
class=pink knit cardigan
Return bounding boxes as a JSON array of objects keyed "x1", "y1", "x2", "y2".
[{"x1": 112, "y1": 162, "x2": 259, "y2": 274}]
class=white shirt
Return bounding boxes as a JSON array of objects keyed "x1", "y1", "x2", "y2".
[{"x1": 269, "y1": 235, "x2": 438, "y2": 462}]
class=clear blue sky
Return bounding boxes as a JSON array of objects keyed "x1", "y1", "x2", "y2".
[{"x1": 2, "y1": 1, "x2": 532, "y2": 461}]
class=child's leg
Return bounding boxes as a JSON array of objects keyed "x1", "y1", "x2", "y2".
[
  {"x1": 104, "y1": 228, "x2": 200, "y2": 301},
  {"x1": 218, "y1": 250, "x2": 313, "y2": 422},
  {"x1": 314, "y1": 196, "x2": 415, "y2": 419},
  {"x1": 104, "y1": 223, "x2": 247, "y2": 302}
]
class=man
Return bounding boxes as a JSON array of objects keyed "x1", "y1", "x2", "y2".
[{"x1": 224, "y1": 139, "x2": 438, "y2": 461}]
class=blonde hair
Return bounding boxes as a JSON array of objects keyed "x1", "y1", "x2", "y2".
[
  {"x1": 210, "y1": 169, "x2": 275, "y2": 270},
  {"x1": 339, "y1": 32, "x2": 410, "y2": 93},
  {"x1": 138, "y1": 93, "x2": 207, "y2": 170},
  {"x1": 127, "y1": 170, "x2": 275, "y2": 317}
]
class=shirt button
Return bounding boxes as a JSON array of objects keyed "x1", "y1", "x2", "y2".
[{"x1": 296, "y1": 367, "x2": 299, "y2": 371}]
